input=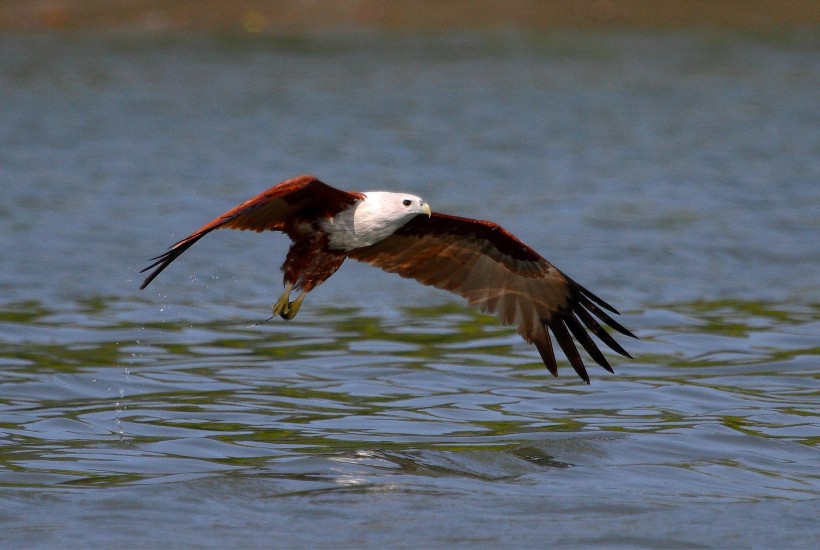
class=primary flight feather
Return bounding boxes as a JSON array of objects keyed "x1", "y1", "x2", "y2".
[{"x1": 140, "y1": 175, "x2": 636, "y2": 383}]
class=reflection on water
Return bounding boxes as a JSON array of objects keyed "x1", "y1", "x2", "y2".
[
  {"x1": 1, "y1": 299, "x2": 816, "y2": 485},
  {"x1": 0, "y1": 29, "x2": 818, "y2": 547}
]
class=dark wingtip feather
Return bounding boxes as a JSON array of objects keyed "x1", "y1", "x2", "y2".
[
  {"x1": 577, "y1": 293, "x2": 638, "y2": 340},
  {"x1": 139, "y1": 258, "x2": 170, "y2": 289},
  {"x1": 548, "y1": 320, "x2": 590, "y2": 384},
  {"x1": 529, "y1": 278, "x2": 637, "y2": 381},
  {"x1": 140, "y1": 251, "x2": 172, "y2": 274},
  {"x1": 571, "y1": 280, "x2": 620, "y2": 315},
  {"x1": 574, "y1": 306, "x2": 632, "y2": 359},
  {"x1": 533, "y1": 332, "x2": 559, "y2": 377},
  {"x1": 139, "y1": 239, "x2": 201, "y2": 290},
  {"x1": 564, "y1": 314, "x2": 614, "y2": 373}
]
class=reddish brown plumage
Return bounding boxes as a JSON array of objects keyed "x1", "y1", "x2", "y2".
[
  {"x1": 140, "y1": 175, "x2": 636, "y2": 382},
  {"x1": 280, "y1": 232, "x2": 347, "y2": 292},
  {"x1": 139, "y1": 175, "x2": 362, "y2": 291}
]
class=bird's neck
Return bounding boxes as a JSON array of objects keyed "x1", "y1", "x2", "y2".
[{"x1": 320, "y1": 194, "x2": 416, "y2": 250}]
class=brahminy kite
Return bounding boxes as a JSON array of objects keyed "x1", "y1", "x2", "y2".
[{"x1": 140, "y1": 175, "x2": 636, "y2": 383}]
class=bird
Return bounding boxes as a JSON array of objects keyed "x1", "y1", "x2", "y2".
[{"x1": 140, "y1": 175, "x2": 636, "y2": 383}]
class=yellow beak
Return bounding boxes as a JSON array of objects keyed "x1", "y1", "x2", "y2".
[{"x1": 422, "y1": 202, "x2": 432, "y2": 217}]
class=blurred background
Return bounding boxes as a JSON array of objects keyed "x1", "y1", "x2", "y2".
[
  {"x1": 0, "y1": 2, "x2": 818, "y2": 548},
  {"x1": 2, "y1": 0, "x2": 819, "y2": 31}
]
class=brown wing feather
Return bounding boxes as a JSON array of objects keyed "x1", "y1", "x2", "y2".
[
  {"x1": 139, "y1": 175, "x2": 363, "y2": 289},
  {"x1": 347, "y1": 213, "x2": 636, "y2": 382}
]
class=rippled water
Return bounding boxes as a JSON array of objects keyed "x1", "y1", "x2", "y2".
[{"x1": 1, "y1": 31, "x2": 818, "y2": 547}]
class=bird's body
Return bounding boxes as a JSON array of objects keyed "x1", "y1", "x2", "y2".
[{"x1": 141, "y1": 175, "x2": 636, "y2": 383}]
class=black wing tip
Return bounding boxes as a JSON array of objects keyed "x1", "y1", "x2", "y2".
[
  {"x1": 533, "y1": 283, "x2": 636, "y2": 382},
  {"x1": 549, "y1": 320, "x2": 591, "y2": 383},
  {"x1": 139, "y1": 255, "x2": 168, "y2": 274},
  {"x1": 539, "y1": 317, "x2": 614, "y2": 383},
  {"x1": 573, "y1": 286, "x2": 638, "y2": 340},
  {"x1": 138, "y1": 235, "x2": 205, "y2": 290},
  {"x1": 533, "y1": 333, "x2": 559, "y2": 378},
  {"x1": 571, "y1": 279, "x2": 620, "y2": 314},
  {"x1": 570, "y1": 280, "x2": 640, "y2": 341},
  {"x1": 138, "y1": 265, "x2": 163, "y2": 290},
  {"x1": 138, "y1": 250, "x2": 176, "y2": 289}
]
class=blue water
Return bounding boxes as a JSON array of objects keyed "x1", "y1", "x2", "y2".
[{"x1": 0, "y1": 30, "x2": 818, "y2": 548}]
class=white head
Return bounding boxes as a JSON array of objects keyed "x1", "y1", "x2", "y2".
[{"x1": 322, "y1": 191, "x2": 431, "y2": 250}]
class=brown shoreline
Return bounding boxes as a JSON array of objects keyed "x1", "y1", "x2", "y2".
[{"x1": 2, "y1": 0, "x2": 819, "y2": 32}]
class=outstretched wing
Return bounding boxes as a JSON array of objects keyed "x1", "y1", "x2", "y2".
[
  {"x1": 346, "y1": 213, "x2": 636, "y2": 383},
  {"x1": 140, "y1": 175, "x2": 363, "y2": 289}
]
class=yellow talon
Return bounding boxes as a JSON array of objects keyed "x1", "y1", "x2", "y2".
[
  {"x1": 280, "y1": 291, "x2": 306, "y2": 320},
  {"x1": 271, "y1": 283, "x2": 306, "y2": 320},
  {"x1": 272, "y1": 283, "x2": 293, "y2": 317}
]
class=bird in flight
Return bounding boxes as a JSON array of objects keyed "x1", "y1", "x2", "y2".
[{"x1": 141, "y1": 175, "x2": 636, "y2": 383}]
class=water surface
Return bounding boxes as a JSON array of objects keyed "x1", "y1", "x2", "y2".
[{"x1": 0, "y1": 30, "x2": 818, "y2": 548}]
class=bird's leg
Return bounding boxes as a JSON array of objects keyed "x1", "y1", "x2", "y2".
[
  {"x1": 272, "y1": 283, "x2": 307, "y2": 320},
  {"x1": 272, "y1": 282, "x2": 293, "y2": 318},
  {"x1": 279, "y1": 290, "x2": 306, "y2": 321}
]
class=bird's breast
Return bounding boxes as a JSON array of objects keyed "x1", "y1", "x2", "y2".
[{"x1": 320, "y1": 202, "x2": 413, "y2": 251}]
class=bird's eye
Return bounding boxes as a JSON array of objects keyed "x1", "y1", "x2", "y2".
[{"x1": 402, "y1": 199, "x2": 412, "y2": 207}]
